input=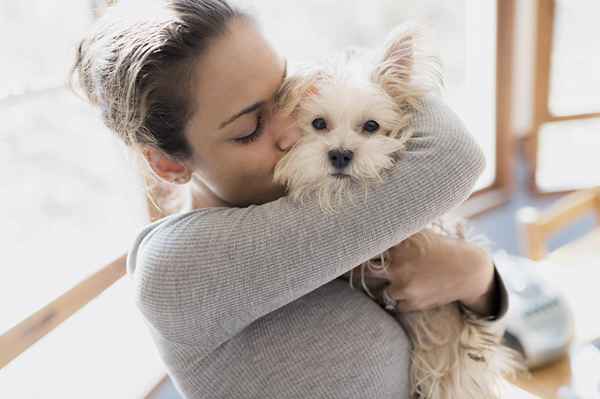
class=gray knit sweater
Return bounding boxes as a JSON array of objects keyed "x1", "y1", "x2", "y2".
[{"x1": 126, "y1": 95, "x2": 509, "y2": 399}]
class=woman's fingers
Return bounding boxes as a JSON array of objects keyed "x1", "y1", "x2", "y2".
[
  {"x1": 385, "y1": 284, "x2": 410, "y2": 306},
  {"x1": 388, "y1": 239, "x2": 421, "y2": 263},
  {"x1": 386, "y1": 259, "x2": 415, "y2": 284},
  {"x1": 385, "y1": 283, "x2": 437, "y2": 312},
  {"x1": 394, "y1": 299, "x2": 418, "y2": 313},
  {"x1": 389, "y1": 230, "x2": 435, "y2": 261},
  {"x1": 384, "y1": 286, "x2": 418, "y2": 312}
]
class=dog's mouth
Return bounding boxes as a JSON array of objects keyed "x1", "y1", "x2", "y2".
[{"x1": 330, "y1": 173, "x2": 350, "y2": 179}]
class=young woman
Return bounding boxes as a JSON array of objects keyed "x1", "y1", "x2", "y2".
[{"x1": 71, "y1": 1, "x2": 508, "y2": 397}]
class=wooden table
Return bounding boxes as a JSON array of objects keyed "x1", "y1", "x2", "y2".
[{"x1": 507, "y1": 228, "x2": 600, "y2": 398}]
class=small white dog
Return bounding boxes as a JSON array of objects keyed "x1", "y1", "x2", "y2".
[{"x1": 273, "y1": 23, "x2": 523, "y2": 399}]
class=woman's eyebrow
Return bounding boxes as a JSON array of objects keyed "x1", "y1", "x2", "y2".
[
  {"x1": 219, "y1": 59, "x2": 288, "y2": 130},
  {"x1": 219, "y1": 101, "x2": 265, "y2": 129}
]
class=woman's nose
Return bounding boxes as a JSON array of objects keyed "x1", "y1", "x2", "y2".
[
  {"x1": 276, "y1": 125, "x2": 301, "y2": 152},
  {"x1": 272, "y1": 112, "x2": 301, "y2": 152}
]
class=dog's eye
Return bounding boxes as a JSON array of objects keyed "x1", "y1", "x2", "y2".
[
  {"x1": 363, "y1": 120, "x2": 380, "y2": 133},
  {"x1": 312, "y1": 117, "x2": 327, "y2": 130}
]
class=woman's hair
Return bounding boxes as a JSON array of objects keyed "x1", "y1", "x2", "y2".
[{"x1": 69, "y1": 0, "x2": 251, "y2": 218}]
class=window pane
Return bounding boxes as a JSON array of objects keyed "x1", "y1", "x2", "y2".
[
  {"x1": 536, "y1": 118, "x2": 600, "y2": 192},
  {"x1": 0, "y1": 1, "x2": 93, "y2": 98},
  {"x1": 549, "y1": 0, "x2": 600, "y2": 116},
  {"x1": 0, "y1": 90, "x2": 149, "y2": 332}
]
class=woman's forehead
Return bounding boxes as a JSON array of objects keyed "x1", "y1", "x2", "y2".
[{"x1": 189, "y1": 18, "x2": 285, "y2": 133}]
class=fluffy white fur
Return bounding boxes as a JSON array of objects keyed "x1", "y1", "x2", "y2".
[{"x1": 273, "y1": 23, "x2": 525, "y2": 399}]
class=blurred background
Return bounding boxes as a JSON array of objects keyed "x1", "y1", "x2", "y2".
[{"x1": 1, "y1": 1, "x2": 598, "y2": 398}]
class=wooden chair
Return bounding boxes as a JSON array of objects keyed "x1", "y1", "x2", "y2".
[{"x1": 513, "y1": 187, "x2": 600, "y2": 398}]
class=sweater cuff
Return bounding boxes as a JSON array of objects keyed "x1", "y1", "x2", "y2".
[{"x1": 458, "y1": 262, "x2": 509, "y2": 322}]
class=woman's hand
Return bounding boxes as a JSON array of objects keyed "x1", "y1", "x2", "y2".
[{"x1": 381, "y1": 229, "x2": 497, "y2": 315}]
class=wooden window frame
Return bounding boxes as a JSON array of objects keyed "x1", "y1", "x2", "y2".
[{"x1": 520, "y1": 0, "x2": 600, "y2": 197}]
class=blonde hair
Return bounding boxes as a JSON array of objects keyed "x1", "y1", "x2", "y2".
[{"x1": 69, "y1": 0, "x2": 251, "y2": 217}]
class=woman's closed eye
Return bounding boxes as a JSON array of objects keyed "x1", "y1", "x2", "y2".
[{"x1": 234, "y1": 113, "x2": 264, "y2": 144}]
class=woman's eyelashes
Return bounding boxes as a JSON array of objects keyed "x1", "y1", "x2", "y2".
[{"x1": 234, "y1": 113, "x2": 264, "y2": 144}]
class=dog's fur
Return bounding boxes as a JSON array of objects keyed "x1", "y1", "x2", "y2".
[{"x1": 272, "y1": 23, "x2": 524, "y2": 399}]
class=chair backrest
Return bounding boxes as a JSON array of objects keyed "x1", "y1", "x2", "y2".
[{"x1": 517, "y1": 187, "x2": 600, "y2": 260}]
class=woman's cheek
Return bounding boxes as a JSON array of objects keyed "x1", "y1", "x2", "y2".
[{"x1": 237, "y1": 156, "x2": 266, "y2": 182}]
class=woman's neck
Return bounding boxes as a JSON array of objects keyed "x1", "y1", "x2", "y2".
[{"x1": 187, "y1": 176, "x2": 229, "y2": 210}]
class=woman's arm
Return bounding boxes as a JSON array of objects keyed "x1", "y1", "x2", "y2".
[
  {"x1": 349, "y1": 245, "x2": 510, "y2": 336},
  {"x1": 373, "y1": 229, "x2": 511, "y2": 336},
  {"x1": 126, "y1": 94, "x2": 486, "y2": 348},
  {"x1": 459, "y1": 263, "x2": 510, "y2": 336}
]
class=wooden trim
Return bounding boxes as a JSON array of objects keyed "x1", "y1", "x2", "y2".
[
  {"x1": 537, "y1": 188, "x2": 600, "y2": 231},
  {"x1": 527, "y1": 0, "x2": 555, "y2": 181},
  {"x1": 144, "y1": 374, "x2": 170, "y2": 399},
  {"x1": 462, "y1": 0, "x2": 517, "y2": 213},
  {"x1": 495, "y1": 0, "x2": 517, "y2": 196},
  {"x1": 529, "y1": 185, "x2": 579, "y2": 198},
  {"x1": 517, "y1": 188, "x2": 600, "y2": 259},
  {"x1": 549, "y1": 112, "x2": 600, "y2": 123},
  {"x1": 0, "y1": 254, "x2": 127, "y2": 369},
  {"x1": 458, "y1": 188, "x2": 511, "y2": 219}
]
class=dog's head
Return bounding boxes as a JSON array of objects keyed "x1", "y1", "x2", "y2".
[{"x1": 273, "y1": 23, "x2": 442, "y2": 211}]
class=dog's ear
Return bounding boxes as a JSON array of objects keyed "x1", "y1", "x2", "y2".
[
  {"x1": 273, "y1": 68, "x2": 326, "y2": 117},
  {"x1": 371, "y1": 22, "x2": 422, "y2": 91},
  {"x1": 381, "y1": 23, "x2": 420, "y2": 77},
  {"x1": 371, "y1": 22, "x2": 439, "y2": 101}
]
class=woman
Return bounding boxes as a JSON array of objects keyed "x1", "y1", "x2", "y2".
[{"x1": 71, "y1": 1, "x2": 509, "y2": 397}]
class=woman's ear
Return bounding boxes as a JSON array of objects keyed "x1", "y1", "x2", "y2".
[{"x1": 142, "y1": 145, "x2": 191, "y2": 184}]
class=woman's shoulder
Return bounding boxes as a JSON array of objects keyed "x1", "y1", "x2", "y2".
[{"x1": 125, "y1": 208, "x2": 216, "y2": 277}]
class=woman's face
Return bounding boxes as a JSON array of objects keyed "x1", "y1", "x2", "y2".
[{"x1": 183, "y1": 17, "x2": 301, "y2": 208}]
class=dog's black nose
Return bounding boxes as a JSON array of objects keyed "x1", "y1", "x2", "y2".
[{"x1": 328, "y1": 149, "x2": 353, "y2": 170}]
